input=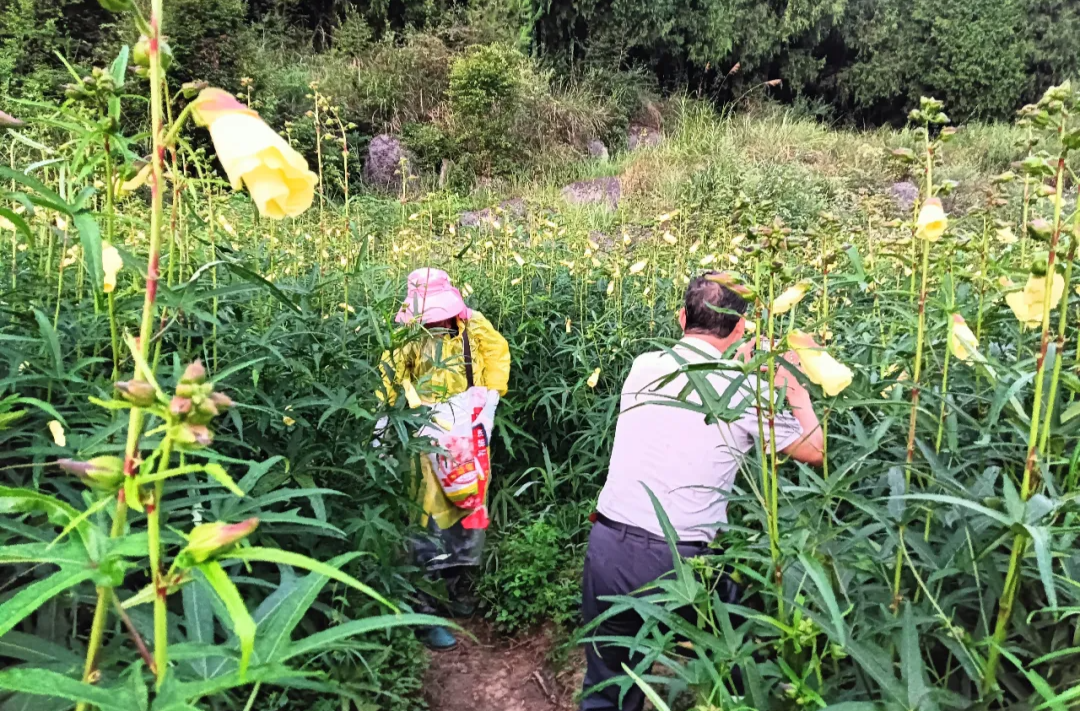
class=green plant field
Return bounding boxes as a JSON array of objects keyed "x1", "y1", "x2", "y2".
[{"x1": 2, "y1": 3, "x2": 1080, "y2": 708}]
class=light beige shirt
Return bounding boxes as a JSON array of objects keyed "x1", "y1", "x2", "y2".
[{"x1": 597, "y1": 337, "x2": 803, "y2": 542}]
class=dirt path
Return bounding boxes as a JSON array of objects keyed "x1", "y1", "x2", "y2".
[{"x1": 424, "y1": 620, "x2": 583, "y2": 711}]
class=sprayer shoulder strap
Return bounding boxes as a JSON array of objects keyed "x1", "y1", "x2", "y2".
[{"x1": 461, "y1": 323, "x2": 475, "y2": 389}]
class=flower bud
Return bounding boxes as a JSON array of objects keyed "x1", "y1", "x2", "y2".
[
  {"x1": 181, "y1": 81, "x2": 209, "y2": 99},
  {"x1": 209, "y1": 391, "x2": 235, "y2": 410},
  {"x1": 1036, "y1": 183, "x2": 1056, "y2": 198},
  {"x1": 133, "y1": 36, "x2": 150, "y2": 67},
  {"x1": 59, "y1": 456, "x2": 124, "y2": 490},
  {"x1": 889, "y1": 148, "x2": 916, "y2": 163},
  {"x1": 0, "y1": 110, "x2": 24, "y2": 129},
  {"x1": 1028, "y1": 218, "x2": 1053, "y2": 241},
  {"x1": 174, "y1": 423, "x2": 213, "y2": 449},
  {"x1": 170, "y1": 396, "x2": 192, "y2": 416},
  {"x1": 115, "y1": 380, "x2": 157, "y2": 406},
  {"x1": 181, "y1": 359, "x2": 207, "y2": 385},
  {"x1": 180, "y1": 518, "x2": 259, "y2": 565}
]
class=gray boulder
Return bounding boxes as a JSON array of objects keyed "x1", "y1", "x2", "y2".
[
  {"x1": 561, "y1": 177, "x2": 620, "y2": 210},
  {"x1": 459, "y1": 199, "x2": 527, "y2": 228},
  {"x1": 627, "y1": 124, "x2": 662, "y2": 151},
  {"x1": 363, "y1": 135, "x2": 414, "y2": 191},
  {"x1": 587, "y1": 139, "x2": 609, "y2": 161}
]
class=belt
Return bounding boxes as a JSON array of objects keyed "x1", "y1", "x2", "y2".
[{"x1": 593, "y1": 512, "x2": 711, "y2": 550}]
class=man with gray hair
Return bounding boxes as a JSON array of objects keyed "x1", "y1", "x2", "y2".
[{"x1": 580, "y1": 272, "x2": 824, "y2": 710}]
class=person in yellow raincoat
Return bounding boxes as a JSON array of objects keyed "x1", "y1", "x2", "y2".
[{"x1": 379, "y1": 267, "x2": 510, "y2": 649}]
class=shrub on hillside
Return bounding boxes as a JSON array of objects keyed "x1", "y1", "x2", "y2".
[{"x1": 448, "y1": 43, "x2": 526, "y2": 174}]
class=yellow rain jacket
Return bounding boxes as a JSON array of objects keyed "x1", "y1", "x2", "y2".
[{"x1": 379, "y1": 311, "x2": 510, "y2": 529}]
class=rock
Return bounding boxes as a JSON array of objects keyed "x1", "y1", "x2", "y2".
[
  {"x1": 561, "y1": 177, "x2": 620, "y2": 209},
  {"x1": 363, "y1": 134, "x2": 414, "y2": 191},
  {"x1": 890, "y1": 181, "x2": 919, "y2": 213},
  {"x1": 627, "y1": 124, "x2": 662, "y2": 151},
  {"x1": 459, "y1": 199, "x2": 527, "y2": 228},
  {"x1": 587, "y1": 139, "x2": 609, "y2": 161}
]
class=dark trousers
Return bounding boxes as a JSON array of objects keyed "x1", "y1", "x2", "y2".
[{"x1": 580, "y1": 518, "x2": 716, "y2": 711}]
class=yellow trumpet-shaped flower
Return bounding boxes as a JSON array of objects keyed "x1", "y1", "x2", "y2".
[
  {"x1": 950, "y1": 313, "x2": 996, "y2": 378},
  {"x1": 916, "y1": 197, "x2": 947, "y2": 241},
  {"x1": 788, "y1": 330, "x2": 853, "y2": 397},
  {"x1": 771, "y1": 280, "x2": 813, "y2": 315},
  {"x1": 1005, "y1": 272, "x2": 1065, "y2": 328},
  {"x1": 629, "y1": 259, "x2": 648, "y2": 274},
  {"x1": 948, "y1": 314, "x2": 980, "y2": 362},
  {"x1": 48, "y1": 420, "x2": 66, "y2": 447},
  {"x1": 102, "y1": 241, "x2": 123, "y2": 293},
  {"x1": 587, "y1": 367, "x2": 601, "y2": 389},
  {"x1": 192, "y1": 88, "x2": 317, "y2": 219}
]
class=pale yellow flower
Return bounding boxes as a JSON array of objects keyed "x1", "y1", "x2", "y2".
[
  {"x1": 916, "y1": 198, "x2": 947, "y2": 241},
  {"x1": 565, "y1": 318, "x2": 572, "y2": 334},
  {"x1": 949, "y1": 314, "x2": 980, "y2": 362},
  {"x1": 699, "y1": 254, "x2": 716, "y2": 267},
  {"x1": 193, "y1": 88, "x2": 317, "y2": 219},
  {"x1": 102, "y1": 241, "x2": 123, "y2": 293},
  {"x1": 587, "y1": 368, "x2": 601, "y2": 389},
  {"x1": 513, "y1": 253, "x2": 525, "y2": 267},
  {"x1": 48, "y1": 420, "x2": 65, "y2": 447},
  {"x1": 662, "y1": 231, "x2": 677, "y2": 245},
  {"x1": 1006, "y1": 272, "x2": 1066, "y2": 328},
  {"x1": 282, "y1": 415, "x2": 296, "y2": 427},
  {"x1": 510, "y1": 277, "x2": 521, "y2": 286},
  {"x1": 788, "y1": 331, "x2": 853, "y2": 397},
  {"x1": 629, "y1": 259, "x2": 648, "y2": 274},
  {"x1": 606, "y1": 281, "x2": 615, "y2": 296},
  {"x1": 772, "y1": 281, "x2": 812, "y2": 315},
  {"x1": 996, "y1": 226, "x2": 1018, "y2": 245}
]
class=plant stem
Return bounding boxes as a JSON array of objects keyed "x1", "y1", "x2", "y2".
[
  {"x1": 148, "y1": 435, "x2": 173, "y2": 686},
  {"x1": 984, "y1": 142, "x2": 1068, "y2": 693},
  {"x1": 764, "y1": 275, "x2": 784, "y2": 622},
  {"x1": 1038, "y1": 230, "x2": 1075, "y2": 456}
]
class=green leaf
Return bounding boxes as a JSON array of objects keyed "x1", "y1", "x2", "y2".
[
  {"x1": 220, "y1": 547, "x2": 395, "y2": 611},
  {"x1": 0, "y1": 207, "x2": 32, "y2": 241},
  {"x1": 204, "y1": 463, "x2": 244, "y2": 497},
  {"x1": 798, "y1": 553, "x2": 847, "y2": 646},
  {"x1": 224, "y1": 262, "x2": 302, "y2": 313},
  {"x1": 620, "y1": 663, "x2": 671, "y2": 711},
  {"x1": 0, "y1": 668, "x2": 136, "y2": 710},
  {"x1": 0, "y1": 167, "x2": 71, "y2": 213},
  {"x1": 900, "y1": 604, "x2": 932, "y2": 711},
  {"x1": 110, "y1": 45, "x2": 129, "y2": 88},
  {"x1": 32, "y1": 308, "x2": 63, "y2": 375},
  {"x1": 0, "y1": 541, "x2": 90, "y2": 566},
  {"x1": 182, "y1": 575, "x2": 217, "y2": 680},
  {"x1": 0, "y1": 487, "x2": 92, "y2": 551},
  {"x1": 1024, "y1": 525, "x2": 1058, "y2": 610},
  {"x1": 254, "y1": 552, "x2": 362, "y2": 663},
  {"x1": 282, "y1": 614, "x2": 449, "y2": 661},
  {"x1": 0, "y1": 631, "x2": 82, "y2": 665},
  {"x1": 74, "y1": 211, "x2": 104, "y2": 291},
  {"x1": 0, "y1": 567, "x2": 97, "y2": 638},
  {"x1": 198, "y1": 561, "x2": 255, "y2": 678}
]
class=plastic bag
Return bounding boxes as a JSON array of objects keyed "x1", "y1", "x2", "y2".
[{"x1": 417, "y1": 386, "x2": 499, "y2": 514}]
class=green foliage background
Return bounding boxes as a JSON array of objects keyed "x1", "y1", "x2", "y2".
[{"x1": 4, "y1": 0, "x2": 1080, "y2": 130}]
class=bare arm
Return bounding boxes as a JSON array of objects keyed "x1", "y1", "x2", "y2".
[{"x1": 774, "y1": 350, "x2": 824, "y2": 466}]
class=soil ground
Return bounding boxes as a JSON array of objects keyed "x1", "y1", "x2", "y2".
[{"x1": 424, "y1": 619, "x2": 584, "y2": 711}]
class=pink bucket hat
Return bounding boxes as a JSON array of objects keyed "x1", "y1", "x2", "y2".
[{"x1": 395, "y1": 267, "x2": 473, "y2": 325}]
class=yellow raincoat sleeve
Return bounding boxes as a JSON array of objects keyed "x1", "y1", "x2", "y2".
[{"x1": 468, "y1": 311, "x2": 510, "y2": 395}]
